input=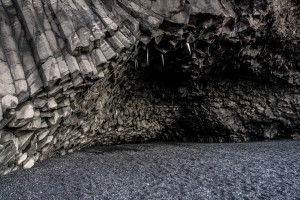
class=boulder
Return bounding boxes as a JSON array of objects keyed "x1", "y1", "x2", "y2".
[
  {"x1": 17, "y1": 152, "x2": 27, "y2": 165},
  {"x1": 1, "y1": 95, "x2": 18, "y2": 113},
  {"x1": 23, "y1": 157, "x2": 34, "y2": 169},
  {"x1": 18, "y1": 132, "x2": 34, "y2": 152},
  {"x1": 8, "y1": 102, "x2": 34, "y2": 128},
  {"x1": 0, "y1": 141, "x2": 16, "y2": 165},
  {"x1": 0, "y1": 131, "x2": 15, "y2": 143}
]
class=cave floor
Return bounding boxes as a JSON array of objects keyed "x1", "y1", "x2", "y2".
[{"x1": 0, "y1": 140, "x2": 300, "y2": 200}]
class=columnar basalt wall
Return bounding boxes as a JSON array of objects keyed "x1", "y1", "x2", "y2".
[{"x1": 0, "y1": 0, "x2": 299, "y2": 175}]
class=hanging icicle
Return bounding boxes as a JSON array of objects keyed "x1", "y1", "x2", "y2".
[
  {"x1": 161, "y1": 54, "x2": 164, "y2": 65},
  {"x1": 147, "y1": 48, "x2": 149, "y2": 66},
  {"x1": 186, "y1": 42, "x2": 191, "y2": 55},
  {"x1": 135, "y1": 60, "x2": 138, "y2": 69}
]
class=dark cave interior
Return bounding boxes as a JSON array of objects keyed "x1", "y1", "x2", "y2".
[{"x1": 0, "y1": 0, "x2": 300, "y2": 174}]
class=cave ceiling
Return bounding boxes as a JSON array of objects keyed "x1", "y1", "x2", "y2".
[{"x1": 0, "y1": 0, "x2": 299, "y2": 174}]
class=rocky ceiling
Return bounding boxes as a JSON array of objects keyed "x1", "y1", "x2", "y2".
[{"x1": 0, "y1": 0, "x2": 299, "y2": 175}]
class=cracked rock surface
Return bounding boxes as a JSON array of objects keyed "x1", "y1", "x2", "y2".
[{"x1": 0, "y1": 0, "x2": 300, "y2": 175}]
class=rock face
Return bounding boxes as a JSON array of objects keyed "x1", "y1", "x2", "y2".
[{"x1": 0, "y1": 0, "x2": 299, "y2": 174}]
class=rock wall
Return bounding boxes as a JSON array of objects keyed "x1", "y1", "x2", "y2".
[{"x1": 0, "y1": 0, "x2": 299, "y2": 175}]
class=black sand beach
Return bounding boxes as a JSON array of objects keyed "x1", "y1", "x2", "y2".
[{"x1": 0, "y1": 140, "x2": 300, "y2": 200}]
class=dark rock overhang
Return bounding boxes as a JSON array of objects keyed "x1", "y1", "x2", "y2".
[{"x1": 0, "y1": 0, "x2": 299, "y2": 175}]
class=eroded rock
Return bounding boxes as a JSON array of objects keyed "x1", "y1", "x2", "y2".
[
  {"x1": 0, "y1": 0, "x2": 299, "y2": 175},
  {"x1": 8, "y1": 102, "x2": 34, "y2": 128}
]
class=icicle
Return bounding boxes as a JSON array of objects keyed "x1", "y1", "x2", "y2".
[
  {"x1": 135, "y1": 60, "x2": 138, "y2": 69},
  {"x1": 161, "y1": 54, "x2": 164, "y2": 66},
  {"x1": 186, "y1": 42, "x2": 191, "y2": 55},
  {"x1": 147, "y1": 48, "x2": 149, "y2": 66}
]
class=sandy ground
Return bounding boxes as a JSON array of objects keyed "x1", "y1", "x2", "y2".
[{"x1": 0, "y1": 140, "x2": 300, "y2": 200}]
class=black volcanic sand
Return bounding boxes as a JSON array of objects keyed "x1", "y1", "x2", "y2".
[{"x1": 0, "y1": 140, "x2": 300, "y2": 200}]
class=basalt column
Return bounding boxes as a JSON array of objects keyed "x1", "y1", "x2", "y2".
[{"x1": 0, "y1": 0, "x2": 299, "y2": 175}]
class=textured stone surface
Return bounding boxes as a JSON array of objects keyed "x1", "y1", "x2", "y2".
[{"x1": 0, "y1": 0, "x2": 299, "y2": 175}]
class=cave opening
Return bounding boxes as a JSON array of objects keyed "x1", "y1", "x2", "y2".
[{"x1": 0, "y1": 0, "x2": 300, "y2": 176}]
